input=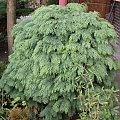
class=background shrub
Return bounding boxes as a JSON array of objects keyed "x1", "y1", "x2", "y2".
[
  {"x1": 0, "y1": 3, "x2": 119, "y2": 120},
  {"x1": 0, "y1": 0, "x2": 34, "y2": 46},
  {"x1": 0, "y1": 60, "x2": 8, "y2": 120},
  {"x1": 0, "y1": 60, "x2": 5, "y2": 78}
]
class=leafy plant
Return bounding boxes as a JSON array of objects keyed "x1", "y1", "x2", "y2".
[
  {"x1": 0, "y1": 3, "x2": 119, "y2": 120},
  {"x1": 0, "y1": 61, "x2": 5, "y2": 78},
  {"x1": 0, "y1": 61, "x2": 29, "y2": 120},
  {"x1": 0, "y1": 0, "x2": 34, "y2": 45},
  {"x1": 0, "y1": 0, "x2": 34, "y2": 19},
  {"x1": 8, "y1": 97, "x2": 29, "y2": 120},
  {"x1": 0, "y1": 0, "x2": 6, "y2": 19},
  {"x1": 0, "y1": 61, "x2": 8, "y2": 120}
]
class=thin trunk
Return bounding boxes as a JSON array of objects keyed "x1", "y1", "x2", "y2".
[{"x1": 7, "y1": 0, "x2": 16, "y2": 55}]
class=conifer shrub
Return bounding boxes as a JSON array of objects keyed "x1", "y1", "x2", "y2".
[{"x1": 0, "y1": 3, "x2": 119, "y2": 120}]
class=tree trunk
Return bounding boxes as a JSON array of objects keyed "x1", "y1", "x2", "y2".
[
  {"x1": 42, "y1": 0, "x2": 48, "y2": 5},
  {"x1": 59, "y1": 0, "x2": 67, "y2": 6},
  {"x1": 7, "y1": 0, "x2": 16, "y2": 55}
]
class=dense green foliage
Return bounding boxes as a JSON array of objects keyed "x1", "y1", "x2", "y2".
[{"x1": 0, "y1": 3, "x2": 119, "y2": 120}]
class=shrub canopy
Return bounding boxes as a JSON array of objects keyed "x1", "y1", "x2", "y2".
[{"x1": 0, "y1": 3, "x2": 119, "y2": 120}]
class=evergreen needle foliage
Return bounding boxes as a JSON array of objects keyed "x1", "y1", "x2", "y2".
[{"x1": 0, "y1": 3, "x2": 119, "y2": 120}]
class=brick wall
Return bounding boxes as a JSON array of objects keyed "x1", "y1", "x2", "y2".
[
  {"x1": 112, "y1": 2, "x2": 120, "y2": 41},
  {"x1": 112, "y1": 2, "x2": 120, "y2": 108},
  {"x1": 112, "y1": 2, "x2": 120, "y2": 60},
  {"x1": 79, "y1": 0, "x2": 111, "y2": 18}
]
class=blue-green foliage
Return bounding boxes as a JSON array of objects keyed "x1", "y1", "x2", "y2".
[{"x1": 0, "y1": 3, "x2": 119, "y2": 120}]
